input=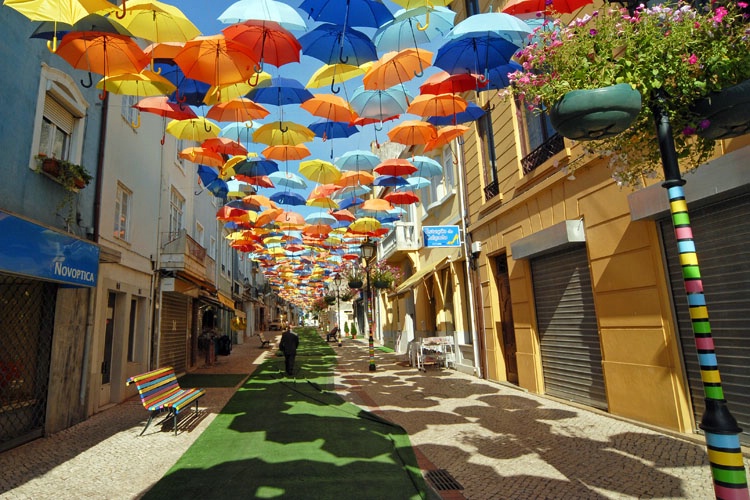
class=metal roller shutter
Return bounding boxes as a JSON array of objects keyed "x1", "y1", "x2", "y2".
[
  {"x1": 532, "y1": 247, "x2": 607, "y2": 409},
  {"x1": 159, "y1": 292, "x2": 189, "y2": 374},
  {"x1": 659, "y1": 194, "x2": 750, "y2": 445}
]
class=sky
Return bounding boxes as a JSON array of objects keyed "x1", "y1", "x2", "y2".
[{"x1": 166, "y1": 0, "x2": 446, "y2": 218}]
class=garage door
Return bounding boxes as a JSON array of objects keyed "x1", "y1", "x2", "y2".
[{"x1": 532, "y1": 247, "x2": 607, "y2": 410}]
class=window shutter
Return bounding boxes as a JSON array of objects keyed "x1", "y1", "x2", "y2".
[{"x1": 44, "y1": 96, "x2": 74, "y2": 133}]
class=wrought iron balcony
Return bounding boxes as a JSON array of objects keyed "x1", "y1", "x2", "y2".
[
  {"x1": 484, "y1": 179, "x2": 500, "y2": 200},
  {"x1": 521, "y1": 133, "x2": 566, "y2": 175}
]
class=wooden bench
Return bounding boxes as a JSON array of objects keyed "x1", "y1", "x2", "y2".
[
  {"x1": 126, "y1": 366, "x2": 205, "y2": 436},
  {"x1": 258, "y1": 332, "x2": 272, "y2": 348}
]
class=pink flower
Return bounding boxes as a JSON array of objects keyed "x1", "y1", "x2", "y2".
[
  {"x1": 682, "y1": 126, "x2": 696, "y2": 136},
  {"x1": 713, "y1": 6, "x2": 728, "y2": 23},
  {"x1": 688, "y1": 53, "x2": 698, "y2": 64},
  {"x1": 738, "y1": 1, "x2": 748, "y2": 7},
  {"x1": 698, "y1": 119, "x2": 711, "y2": 130}
]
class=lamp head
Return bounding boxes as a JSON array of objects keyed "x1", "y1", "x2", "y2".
[
  {"x1": 333, "y1": 274, "x2": 342, "y2": 287},
  {"x1": 360, "y1": 238, "x2": 376, "y2": 261}
]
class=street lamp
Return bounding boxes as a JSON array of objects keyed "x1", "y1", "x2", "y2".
[
  {"x1": 360, "y1": 237, "x2": 377, "y2": 372},
  {"x1": 333, "y1": 273, "x2": 343, "y2": 348}
]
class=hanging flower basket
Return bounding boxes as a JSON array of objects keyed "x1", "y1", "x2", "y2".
[
  {"x1": 691, "y1": 78, "x2": 750, "y2": 140},
  {"x1": 324, "y1": 296, "x2": 336, "y2": 305},
  {"x1": 373, "y1": 279, "x2": 392, "y2": 289},
  {"x1": 348, "y1": 279, "x2": 363, "y2": 289},
  {"x1": 549, "y1": 84, "x2": 642, "y2": 141}
]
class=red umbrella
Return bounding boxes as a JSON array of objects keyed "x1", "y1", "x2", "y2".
[
  {"x1": 384, "y1": 191, "x2": 420, "y2": 205},
  {"x1": 201, "y1": 137, "x2": 248, "y2": 156},
  {"x1": 374, "y1": 159, "x2": 418, "y2": 177},
  {"x1": 350, "y1": 114, "x2": 399, "y2": 127},
  {"x1": 331, "y1": 209, "x2": 356, "y2": 222},
  {"x1": 419, "y1": 70, "x2": 488, "y2": 94},
  {"x1": 502, "y1": 0, "x2": 593, "y2": 14},
  {"x1": 236, "y1": 175, "x2": 275, "y2": 188},
  {"x1": 133, "y1": 95, "x2": 197, "y2": 143},
  {"x1": 222, "y1": 20, "x2": 301, "y2": 72}
]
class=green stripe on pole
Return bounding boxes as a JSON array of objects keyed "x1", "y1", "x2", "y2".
[
  {"x1": 711, "y1": 467, "x2": 749, "y2": 485},
  {"x1": 672, "y1": 213, "x2": 691, "y2": 226},
  {"x1": 704, "y1": 385, "x2": 725, "y2": 400}
]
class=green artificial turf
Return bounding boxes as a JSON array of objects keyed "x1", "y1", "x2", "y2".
[
  {"x1": 143, "y1": 328, "x2": 430, "y2": 500},
  {"x1": 178, "y1": 374, "x2": 247, "y2": 388}
]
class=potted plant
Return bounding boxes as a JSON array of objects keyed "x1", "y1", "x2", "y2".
[
  {"x1": 324, "y1": 294, "x2": 336, "y2": 306},
  {"x1": 350, "y1": 321, "x2": 357, "y2": 339},
  {"x1": 344, "y1": 322, "x2": 350, "y2": 337},
  {"x1": 340, "y1": 290, "x2": 355, "y2": 302},
  {"x1": 506, "y1": 1, "x2": 750, "y2": 186},
  {"x1": 371, "y1": 260, "x2": 403, "y2": 289},
  {"x1": 342, "y1": 262, "x2": 365, "y2": 289},
  {"x1": 35, "y1": 155, "x2": 93, "y2": 191}
]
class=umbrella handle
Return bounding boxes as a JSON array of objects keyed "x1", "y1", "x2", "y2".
[
  {"x1": 204, "y1": 120, "x2": 212, "y2": 133},
  {"x1": 338, "y1": 45, "x2": 349, "y2": 65},
  {"x1": 161, "y1": 133, "x2": 166, "y2": 146},
  {"x1": 247, "y1": 72, "x2": 261, "y2": 87},
  {"x1": 116, "y1": 0, "x2": 127, "y2": 19},
  {"x1": 253, "y1": 61, "x2": 264, "y2": 75},
  {"x1": 374, "y1": 122, "x2": 383, "y2": 131},
  {"x1": 417, "y1": 8, "x2": 431, "y2": 31},
  {"x1": 80, "y1": 72, "x2": 93, "y2": 88},
  {"x1": 131, "y1": 113, "x2": 141, "y2": 130},
  {"x1": 279, "y1": 122, "x2": 289, "y2": 133},
  {"x1": 414, "y1": 59, "x2": 424, "y2": 78},
  {"x1": 99, "y1": 89, "x2": 107, "y2": 101},
  {"x1": 330, "y1": 79, "x2": 340, "y2": 95},
  {"x1": 46, "y1": 34, "x2": 58, "y2": 53}
]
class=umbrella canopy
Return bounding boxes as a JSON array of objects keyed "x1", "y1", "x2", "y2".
[
  {"x1": 426, "y1": 101, "x2": 485, "y2": 125},
  {"x1": 424, "y1": 124, "x2": 469, "y2": 151},
  {"x1": 374, "y1": 6, "x2": 455, "y2": 53},
  {"x1": 222, "y1": 19, "x2": 301, "y2": 71},
  {"x1": 206, "y1": 98, "x2": 270, "y2": 122},
  {"x1": 262, "y1": 144, "x2": 312, "y2": 161},
  {"x1": 446, "y1": 12, "x2": 533, "y2": 47},
  {"x1": 270, "y1": 191, "x2": 307, "y2": 206},
  {"x1": 110, "y1": 0, "x2": 200, "y2": 43},
  {"x1": 406, "y1": 176, "x2": 431, "y2": 189},
  {"x1": 179, "y1": 146, "x2": 224, "y2": 167},
  {"x1": 407, "y1": 92, "x2": 468, "y2": 117},
  {"x1": 56, "y1": 31, "x2": 148, "y2": 76},
  {"x1": 253, "y1": 122, "x2": 315, "y2": 146},
  {"x1": 338, "y1": 196, "x2": 364, "y2": 210},
  {"x1": 299, "y1": 23, "x2": 378, "y2": 66},
  {"x1": 482, "y1": 62, "x2": 524, "y2": 92},
  {"x1": 349, "y1": 217, "x2": 381, "y2": 234},
  {"x1": 384, "y1": 190, "x2": 420, "y2": 205},
  {"x1": 349, "y1": 85, "x2": 411, "y2": 121},
  {"x1": 410, "y1": 155, "x2": 444, "y2": 177},
  {"x1": 308, "y1": 120, "x2": 359, "y2": 141},
  {"x1": 30, "y1": 12, "x2": 131, "y2": 39},
  {"x1": 239, "y1": 175, "x2": 275, "y2": 188},
  {"x1": 373, "y1": 159, "x2": 417, "y2": 177},
  {"x1": 387, "y1": 120, "x2": 437, "y2": 145},
  {"x1": 231, "y1": 157, "x2": 279, "y2": 177},
  {"x1": 434, "y1": 33, "x2": 520, "y2": 76},
  {"x1": 419, "y1": 70, "x2": 487, "y2": 94},
  {"x1": 247, "y1": 76, "x2": 313, "y2": 106},
  {"x1": 197, "y1": 164, "x2": 219, "y2": 186},
  {"x1": 166, "y1": 117, "x2": 221, "y2": 141},
  {"x1": 133, "y1": 95, "x2": 197, "y2": 120},
  {"x1": 95, "y1": 70, "x2": 176, "y2": 96},
  {"x1": 299, "y1": 159, "x2": 342, "y2": 184},
  {"x1": 153, "y1": 61, "x2": 210, "y2": 106},
  {"x1": 269, "y1": 171, "x2": 308, "y2": 190},
  {"x1": 362, "y1": 48, "x2": 433, "y2": 91},
  {"x1": 305, "y1": 212, "x2": 338, "y2": 226},
  {"x1": 335, "y1": 169, "x2": 375, "y2": 187},
  {"x1": 202, "y1": 137, "x2": 248, "y2": 156},
  {"x1": 174, "y1": 34, "x2": 259, "y2": 86},
  {"x1": 300, "y1": 94, "x2": 356, "y2": 123},
  {"x1": 306, "y1": 63, "x2": 367, "y2": 89},
  {"x1": 373, "y1": 175, "x2": 410, "y2": 187},
  {"x1": 502, "y1": 0, "x2": 593, "y2": 14},
  {"x1": 334, "y1": 150, "x2": 380, "y2": 172},
  {"x1": 298, "y1": 0, "x2": 393, "y2": 29},
  {"x1": 217, "y1": 0, "x2": 307, "y2": 31},
  {"x1": 220, "y1": 121, "x2": 258, "y2": 144}
]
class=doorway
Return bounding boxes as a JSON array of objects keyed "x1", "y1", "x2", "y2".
[{"x1": 495, "y1": 254, "x2": 518, "y2": 384}]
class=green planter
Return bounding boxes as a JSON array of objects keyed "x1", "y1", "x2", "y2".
[
  {"x1": 373, "y1": 279, "x2": 392, "y2": 289},
  {"x1": 348, "y1": 279, "x2": 363, "y2": 289},
  {"x1": 692, "y1": 79, "x2": 750, "y2": 140},
  {"x1": 549, "y1": 83, "x2": 642, "y2": 141}
]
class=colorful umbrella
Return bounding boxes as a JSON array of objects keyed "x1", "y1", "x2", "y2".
[
  {"x1": 153, "y1": 61, "x2": 210, "y2": 106},
  {"x1": 110, "y1": 0, "x2": 200, "y2": 43},
  {"x1": 174, "y1": 34, "x2": 259, "y2": 87},
  {"x1": 374, "y1": 6, "x2": 455, "y2": 53},
  {"x1": 384, "y1": 190, "x2": 420, "y2": 205},
  {"x1": 387, "y1": 120, "x2": 437, "y2": 145},
  {"x1": 349, "y1": 85, "x2": 411, "y2": 121},
  {"x1": 134, "y1": 96, "x2": 196, "y2": 120},
  {"x1": 247, "y1": 76, "x2": 313, "y2": 106},
  {"x1": 308, "y1": 120, "x2": 360, "y2": 141},
  {"x1": 446, "y1": 12, "x2": 533, "y2": 47},
  {"x1": 231, "y1": 157, "x2": 279, "y2": 177},
  {"x1": 300, "y1": 94, "x2": 356, "y2": 123},
  {"x1": 374, "y1": 159, "x2": 418, "y2": 177},
  {"x1": 95, "y1": 70, "x2": 176, "y2": 97},
  {"x1": 201, "y1": 137, "x2": 248, "y2": 156},
  {"x1": 217, "y1": 0, "x2": 307, "y2": 31},
  {"x1": 298, "y1": 0, "x2": 393, "y2": 29},
  {"x1": 56, "y1": 31, "x2": 148, "y2": 87},
  {"x1": 299, "y1": 159, "x2": 342, "y2": 184},
  {"x1": 349, "y1": 217, "x2": 382, "y2": 234},
  {"x1": 406, "y1": 176, "x2": 431, "y2": 189},
  {"x1": 268, "y1": 171, "x2": 308, "y2": 190},
  {"x1": 373, "y1": 175, "x2": 410, "y2": 187},
  {"x1": 334, "y1": 150, "x2": 380, "y2": 171},
  {"x1": 481, "y1": 62, "x2": 524, "y2": 92},
  {"x1": 222, "y1": 19, "x2": 302, "y2": 72},
  {"x1": 262, "y1": 144, "x2": 312, "y2": 161},
  {"x1": 179, "y1": 147, "x2": 224, "y2": 167},
  {"x1": 253, "y1": 122, "x2": 315, "y2": 146},
  {"x1": 271, "y1": 191, "x2": 307, "y2": 206},
  {"x1": 410, "y1": 155, "x2": 444, "y2": 177},
  {"x1": 419, "y1": 70, "x2": 487, "y2": 94},
  {"x1": 434, "y1": 34, "x2": 520, "y2": 76},
  {"x1": 306, "y1": 62, "x2": 367, "y2": 91},
  {"x1": 407, "y1": 92, "x2": 468, "y2": 117},
  {"x1": 424, "y1": 124, "x2": 469, "y2": 152},
  {"x1": 299, "y1": 23, "x2": 378, "y2": 66},
  {"x1": 502, "y1": 0, "x2": 593, "y2": 14},
  {"x1": 220, "y1": 121, "x2": 258, "y2": 144},
  {"x1": 362, "y1": 48, "x2": 433, "y2": 90},
  {"x1": 335, "y1": 170, "x2": 375, "y2": 187},
  {"x1": 206, "y1": 97, "x2": 270, "y2": 122},
  {"x1": 166, "y1": 117, "x2": 221, "y2": 142}
]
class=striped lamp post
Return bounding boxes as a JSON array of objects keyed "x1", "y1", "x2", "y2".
[{"x1": 652, "y1": 92, "x2": 749, "y2": 500}]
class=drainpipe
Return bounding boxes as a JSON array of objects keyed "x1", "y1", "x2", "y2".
[
  {"x1": 455, "y1": 138, "x2": 482, "y2": 379},
  {"x1": 149, "y1": 141, "x2": 167, "y2": 369}
]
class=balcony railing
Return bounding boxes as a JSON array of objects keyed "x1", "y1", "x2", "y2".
[
  {"x1": 484, "y1": 179, "x2": 500, "y2": 200},
  {"x1": 521, "y1": 133, "x2": 565, "y2": 175},
  {"x1": 380, "y1": 222, "x2": 421, "y2": 260},
  {"x1": 159, "y1": 229, "x2": 209, "y2": 281}
]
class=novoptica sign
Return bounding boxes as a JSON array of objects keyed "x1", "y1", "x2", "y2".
[{"x1": 422, "y1": 226, "x2": 461, "y2": 248}]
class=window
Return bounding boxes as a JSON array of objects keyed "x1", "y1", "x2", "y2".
[
  {"x1": 32, "y1": 64, "x2": 88, "y2": 167},
  {"x1": 441, "y1": 146, "x2": 455, "y2": 192},
  {"x1": 169, "y1": 187, "x2": 185, "y2": 237},
  {"x1": 209, "y1": 236, "x2": 216, "y2": 259},
  {"x1": 121, "y1": 95, "x2": 138, "y2": 129},
  {"x1": 176, "y1": 138, "x2": 186, "y2": 170},
  {"x1": 114, "y1": 183, "x2": 132, "y2": 241},
  {"x1": 196, "y1": 222, "x2": 205, "y2": 248},
  {"x1": 522, "y1": 101, "x2": 556, "y2": 153},
  {"x1": 478, "y1": 112, "x2": 499, "y2": 200},
  {"x1": 516, "y1": 97, "x2": 565, "y2": 174},
  {"x1": 127, "y1": 298, "x2": 137, "y2": 362}
]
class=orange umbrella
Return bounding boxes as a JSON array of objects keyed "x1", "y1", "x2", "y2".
[
  {"x1": 373, "y1": 159, "x2": 418, "y2": 177},
  {"x1": 407, "y1": 93, "x2": 468, "y2": 117},
  {"x1": 275, "y1": 210, "x2": 306, "y2": 226},
  {"x1": 335, "y1": 170, "x2": 375, "y2": 187},
  {"x1": 387, "y1": 120, "x2": 437, "y2": 145},
  {"x1": 206, "y1": 98, "x2": 270, "y2": 122},
  {"x1": 255, "y1": 207, "x2": 284, "y2": 226},
  {"x1": 174, "y1": 34, "x2": 258, "y2": 86},
  {"x1": 242, "y1": 194, "x2": 277, "y2": 208},
  {"x1": 360, "y1": 198, "x2": 394, "y2": 211},
  {"x1": 262, "y1": 144, "x2": 311, "y2": 161},
  {"x1": 201, "y1": 137, "x2": 248, "y2": 156},
  {"x1": 331, "y1": 209, "x2": 356, "y2": 222},
  {"x1": 179, "y1": 147, "x2": 224, "y2": 167},
  {"x1": 309, "y1": 184, "x2": 341, "y2": 199},
  {"x1": 300, "y1": 94, "x2": 356, "y2": 123},
  {"x1": 362, "y1": 48, "x2": 433, "y2": 91},
  {"x1": 384, "y1": 190, "x2": 420, "y2": 205},
  {"x1": 144, "y1": 41, "x2": 185, "y2": 60},
  {"x1": 424, "y1": 124, "x2": 470, "y2": 152},
  {"x1": 302, "y1": 224, "x2": 332, "y2": 238}
]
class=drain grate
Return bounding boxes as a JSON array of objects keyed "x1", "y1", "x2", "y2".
[{"x1": 425, "y1": 469, "x2": 464, "y2": 491}]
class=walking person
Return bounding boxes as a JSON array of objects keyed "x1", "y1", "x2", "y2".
[{"x1": 279, "y1": 328, "x2": 299, "y2": 376}]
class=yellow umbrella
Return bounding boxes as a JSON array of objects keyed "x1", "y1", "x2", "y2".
[
  {"x1": 306, "y1": 63, "x2": 368, "y2": 89},
  {"x1": 307, "y1": 197, "x2": 339, "y2": 209},
  {"x1": 202, "y1": 75, "x2": 271, "y2": 105},
  {"x1": 3, "y1": 0, "x2": 115, "y2": 52},
  {"x1": 166, "y1": 117, "x2": 220, "y2": 142},
  {"x1": 298, "y1": 159, "x2": 342, "y2": 184},
  {"x1": 390, "y1": 0, "x2": 455, "y2": 30},
  {"x1": 106, "y1": 0, "x2": 200, "y2": 43},
  {"x1": 349, "y1": 217, "x2": 382, "y2": 234},
  {"x1": 95, "y1": 70, "x2": 176, "y2": 97},
  {"x1": 253, "y1": 122, "x2": 315, "y2": 146}
]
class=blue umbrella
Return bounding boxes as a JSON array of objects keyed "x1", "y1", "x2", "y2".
[
  {"x1": 481, "y1": 62, "x2": 524, "y2": 92},
  {"x1": 233, "y1": 157, "x2": 279, "y2": 177},
  {"x1": 299, "y1": 0, "x2": 393, "y2": 29},
  {"x1": 299, "y1": 23, "x2": 378, "y2": 66},
  {"x1": 374, "y1": 7, "x2": 455, "y2": 53},
  {"x1": 407, "y1": 176, "x2": 432, "y2": 190},
  {"x1": 350, "y1": 85, "x2": 411, "y2": 121},
  {"x1": 446, "y1": 12, "x2": 533, "y2": 48},
  {"x1": 269, "y1": 171, "x2": 308, "y2": 189},
  {"x1": 217, "y1": 0, "x2": 307, "y2": 31},
  {"x1": 220, "y1": 122, "x2": 259, "y2": 144},
  {"x1": 335, "y1": 150, "x2": 381, "y2": 171},
  {"x1": 434, "y1": 34, "x2": 520, "y2": 76},
  {"x1": 206, "y1": 179, "x2": 229, "y2": 198},
  {"x1": 247, "y1": 77, "x2": 313, "y2": 106},
  {"x1": 427, "y1": 102, "x2": 486, "y2": 125},
  {"x1": 308, "y1": 120, "x2": 360, "y2": 140},
  {"x1": 305, "y1": 212, "x2": 338, "y2": 225},
  {"x1": 410, "y1": 156, "x2": 444, "y2": 177},
  {"x1": 155, "y1": 62, "x2": 211, "y2": 107},
  {"x1": 335, "y1": 184, "x2": 371, "y2": 197},
  {"x1": 197, "y1": 165, "x2": 219, "y2": 187},
  {"x1": 338, "y1": 196, "x2": 364, "y2": 210},
  {"x1": 373, "y1": 175, "x2": 409, "y2": 187},
  {"x1": 270, "y1": 191, "x2": 307, "y2": 206}
]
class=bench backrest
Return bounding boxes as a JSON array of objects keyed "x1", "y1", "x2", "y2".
[{"x1": 126, "y1": 366, "x2": 182, "y2": 411}]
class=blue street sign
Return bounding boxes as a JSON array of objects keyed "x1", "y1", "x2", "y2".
[{"x1": 423, "y1": 225, "x2": 461, "y2": 248}]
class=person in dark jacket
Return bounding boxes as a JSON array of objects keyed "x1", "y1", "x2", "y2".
[
  {"x1": 326, "y1": 325, "x2": 339, "y2": 342},
  {"x1": 279, "y1": 329, "x2": 299, "y2": 376}
]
